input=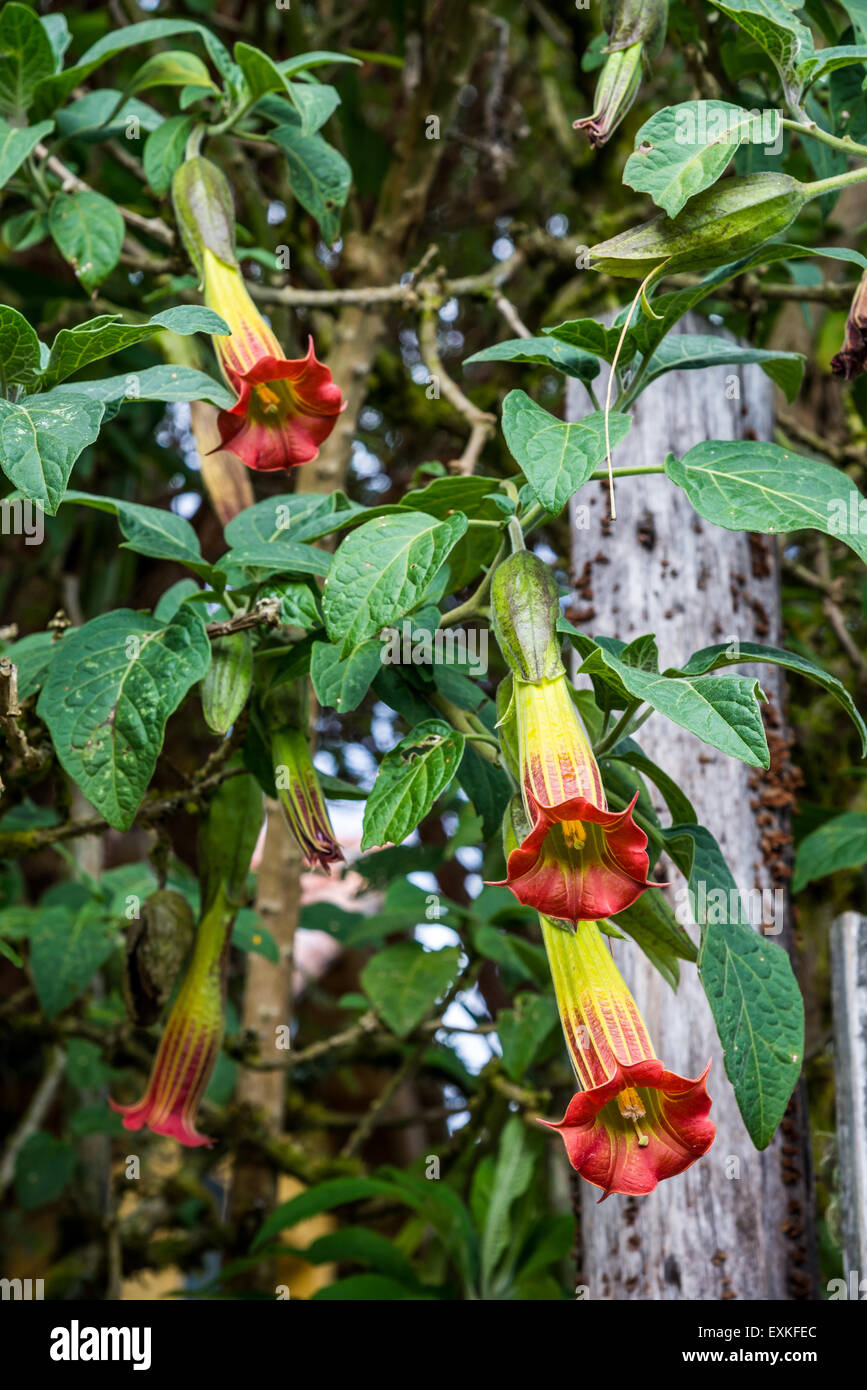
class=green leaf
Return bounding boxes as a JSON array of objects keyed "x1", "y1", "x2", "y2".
[
  {"x1": 464, "y1": 336, "x2": 600, "y2": 383},
  {"x1": 792, "y1": 812, "x2": 867, "y2": 891},
  {"x1": 63, "y1": 490, "x2": 221, "y2": 583},
  {"x1": 270, "y1": 124, "x2": 351, "y2": 243},
  {"x1": 324, "y1": 511, "x2": 467, "y2": 654},
  {"x1": 665, "y1": 439, "x2": 867, "y2": 567},
  {"x1": 128, "y1": 49, "x2": 217, "y2": 97},
  {"x1": 361, "y1": 940, "x2": 461, "y2": 1036},
  {"x1": 610, "y1": 888, "x2": 698, "y2": 991},
  {"x1": 231, "y1": 909, "x2": 279, "y2": 962},
  {"x1": 41, "y1": 305, "x2": 228, "y2": 389},
  {"x1": 714, "y1": 0, "x2": 813, "y2": 88},
  {"x1": 0, "y1": 3, "x2": 55, "y2": 117},
  {"x1": 71, "y1": 363, "x2": 234, "y2": 411},
  {"x1": 670, "y1": 640, "x2": 867, "y2": 755},
  {"x1": 624, "y1": 102, "x2": 772, "y2": 218},
  {"x1": 29, "y1": 903, "x2": 114, "y2": 1019},
  {"x1": 41, "y1": 14, "x2": 70, "y2": 73},
  {"x1": 544, "y1": 317, "x2": 634, "y2": 365},
  {"x1": 0, "y1": 113, "x2": 52, "y2": 188},
  {"x1": 480, "y1": 1115, "x2": 534, "y2": 1293},
  {"x1": 361, "y1": 719, "x2": 465, "y2": 850},
  {"x1": 15, "y1": 1131, "x2": 76, "y2": 1210},
  {"x1": 235, "y1": 41, "x2": 294, "y2": 103},
  {"x1": 699, "y1": 920, "x2": 804, "y2": 1149},
  {"x1": 798, "y1": 43, "x2": 867, "y2": 87},
  {"x1": 607, "y1": 741, "x2": 697, "y2": 824},
  {"x1": 222, "y1": 493, "x2": 333, "y2": 577},
  {"x1": 501, "y1": 391, "x2": 631, "y2": 516},
  {"x1": 48, "y1": 190, "x2": 124, "y2": 291},
  {"x1": 564, "y1": 629, "x2": 770, "y2": 767},
  {"x1": 251, "y1": 1175, "x2": 402, "y2": 1252},
  {"x1": 0, "y1": 303, "x2": 42, "y2": 391},
  {"x1": 283, "y1": 81, "x2": 341, "y2": 135},
  {"x1": 311, "y1": 638, "x2": 381, "y2": 713},
  {"x1": 0, "y1": 390, "x2": 104, "y2": 513},
  {"x1": 299, "y1": 1228, "x2": 419, "y2": 1286},
  {"x1": 641, "y1": 334, "x2": 805, "y2": 403},
  {"x1": 38, "y1": 606, "x2": 211, "y2": 830},
  {"x1": 143, "y1": 113, "x2": 194, "y2": 194},
  {"x1": 497, "y1": 993, "x2": 557, "y2": 1081},
  {"x1": 312, "y1": 1274, "x2": 434, "y2": 1301}
]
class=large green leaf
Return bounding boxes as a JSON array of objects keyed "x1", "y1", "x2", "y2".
[
  {"x1": 70, "y1": 363, "x2": 234, "y2": 410},
  {"x1": 798, "y1": 43, "x2": 867, "y2": 87},
  {"x1": 699, "y1": 919, "x2": 804, "y2": 1149},
  {"x1": 610, "y1": 888, "x2": 698, "y2": 991},
  {"x1": 0, "y1": 390, "x2": 104, "y2": 512},
  {"x1": 564, "y1": 629, "x2": 770, "y2": 767},
  {"x1": 714, "y1": 0, "x2": 812, "y2": 90},
  {"x1": 62, "y1": 490, "x2": 221, "y2": 584},
  {"x1": 624, "y1": 101, "x2": 767, "y2": 217},
  {"x1": 38, "y1": 606, "x2": 211, "y2": 830},
  {"x1": 544, "y1": 317, "x2": 633, "y2": 365},
  {"x1": 311, "y1": 638, "x2": 381, "y2": 713},
  {"x1": 128, "y1": 49, "x2": 216, "y2": 97},
  {"x1": 361, "y1": 940, "x2": 462, "y2": 1036},
  {"x1": 251, "y1": 1176, "x2": 403, "y2": 1253},
  {"x1": 48, "y1": 190, "x2": 124, "y2": 291},
  {"x1": 665, "y1": 440, "x2": 867, "y2": 566},
  {"x1": 235, "y1": 42, "x2": 295, "y2": 103},
  {"x1": 497, "y1": 993, "x2": 557, "y2": 1081},
  {"x1": 269, "y1": 124, "x2": 351, "y2": 243},
  {"x1": 792, "y1": 812, "x2": 867, "y2": 891},
  {"x1": 324, "y1": 512, "x2": 467, "y2": 654},
  {"x1": 143, "y1": 113, "x2": 194, "y2": 195},
  {"x1": 0, "y1": 114, "x2": 53, "y2": 188},
  {"x1": 464, "y1": 336, "x2": 600, "y2": 382},
  {"x1": 480, "y1": 1116, "x2": 534, "y2": 1295},
  {"x1": 501, "y1": 390, "x2": 631, "y2": 515},
  {"x1": 641, "y1": 334, "x2": 805, "y2": 403},
  {"x1": 670, "y1": 640, "x2": 867, "y2": 754},
  {"x1": 29, "y1": 903, "x2": 114, "y2": 1019},
  {"x1": 41, "y1": 305, "x2": 228, "y2": 388},
  {"x1": 222, "y1": 492, "x2": 333, "y2": 577},
  {"x1": 0, "y1": 303, "x2": 42, "y2": 391},
  {"x1": 0, "y1": 3, "x2": 55, "y2": 117},
  {"x1": 361, "y1": 719, "x2": 465, "y2": 850}
]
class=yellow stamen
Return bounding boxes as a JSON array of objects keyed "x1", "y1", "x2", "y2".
[
  {"x1": 562, "y1": 819, "x2": 587, "y2": 850},
  {"x1": 257, "y1": 384, "x2": 282, "y2": 414},
  {"x1": 617, "y1": 1086, "x2": 649, "y2": 1146}
]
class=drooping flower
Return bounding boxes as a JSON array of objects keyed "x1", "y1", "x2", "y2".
[
  {"x1": 172, "y1": 156, "x2": 344, "y2": 472},
  {"x1": 111, "y1": 904, "x2": 230, "y2": 1148},
  {"x1": 491, "y1": 551, "x2": 652, "y2": 921},
  {"x1": 574, "y1": 0, "x2": 669, "y2": 148},
  {"x1": 832, "y1": 268, "x2": 867, "y2": 379},
  {"x1": 539, "y1": 915, "x2": 715, "y2": 1198},
  {"x1": 202, "y1": 247, "x2": 344, "y2": 471},
  {"x1": 272, "y1": 725, "x2": 344, "y2": 873}
]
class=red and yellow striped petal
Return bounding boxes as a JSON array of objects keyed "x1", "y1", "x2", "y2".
[
  {"x1": 110, "y1": 908, "x2": 229, "y2": 1148},
  {"x1": 539, "y1": 917, "x2": 715, "y2": 1197}
]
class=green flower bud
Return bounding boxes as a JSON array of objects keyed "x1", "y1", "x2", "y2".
[
  {"x1": 171, "y1": 155, "x2": 237, "y2": 278},
  {"x1": 574, "y1": 42, "x2": 643, "y2": 149},
  {"x1": 604, "y1": 0, "x2": 669, "y2": 58},
  {"x1": 491, "y1": 551, "x2": 565, "y2": 683},
  {"x1": 590, "y1": 173, "x2": 807, "y2": 281},
  {"x1": 123, "y1": 889, "x2": 196, "y2": 1026},
  {"x1": 201, "y1": 631, "x2": 253, "y2": 736}
]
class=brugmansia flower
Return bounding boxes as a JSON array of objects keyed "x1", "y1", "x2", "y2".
[
  {"x1": 272, "y1": 726, "x2": 344, "y2": 872},
  {"x1": 540, "y1": 915, "x2": 715, "y2": 1197},
  {"x1": 574, "y1": 0, "x2": 669, "y2": 148},
  {"x1": 491, "y1": 552, "x2": 651, "y2": 921},
  {"x1": 173, "y1": 157, "x2": 344, "y2": 472},
  {"x1": 832, "y1": 269, "x2": 867, "y2": 379},
  {"x1": 111, "y1": 905, "x2": 230, "y2": 1147}
]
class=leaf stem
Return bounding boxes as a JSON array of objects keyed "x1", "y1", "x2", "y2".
[{"x1": 781, "y1": 117, "x2": 867, "y2": 160}]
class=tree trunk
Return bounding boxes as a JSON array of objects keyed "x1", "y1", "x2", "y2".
[
  {"x1": 566, "y1": 317, "x2": 818, "y2": 1300},
  {"x1": 831, "y1": 912, "x2": 867, "y2": 1283}
]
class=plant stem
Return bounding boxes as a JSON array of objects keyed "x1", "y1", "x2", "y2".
[
  {"x1": 594, "y1": 701, "x2": 643, "y2": 755},
  {"x1": 781, "y1": 117, "x2": 867, "y2": 160},
  {"x1": 803, "y1": 166, "x2": 867, "y2": 199},
  {"x1": 439, "y1": 540, "x2": 504, "y2": 628}
]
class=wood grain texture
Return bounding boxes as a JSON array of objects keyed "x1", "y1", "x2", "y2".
[{"x1": 566, "y1": 318, "x2": 816, "y2": 1300}]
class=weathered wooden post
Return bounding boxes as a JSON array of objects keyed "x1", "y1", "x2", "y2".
[
  {"x1": 566, "y1": 318, "x2": 817, "y2": 1299},
  {"x1": 831, "y1": 912, "x2": 867, "y2": 1288}
]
